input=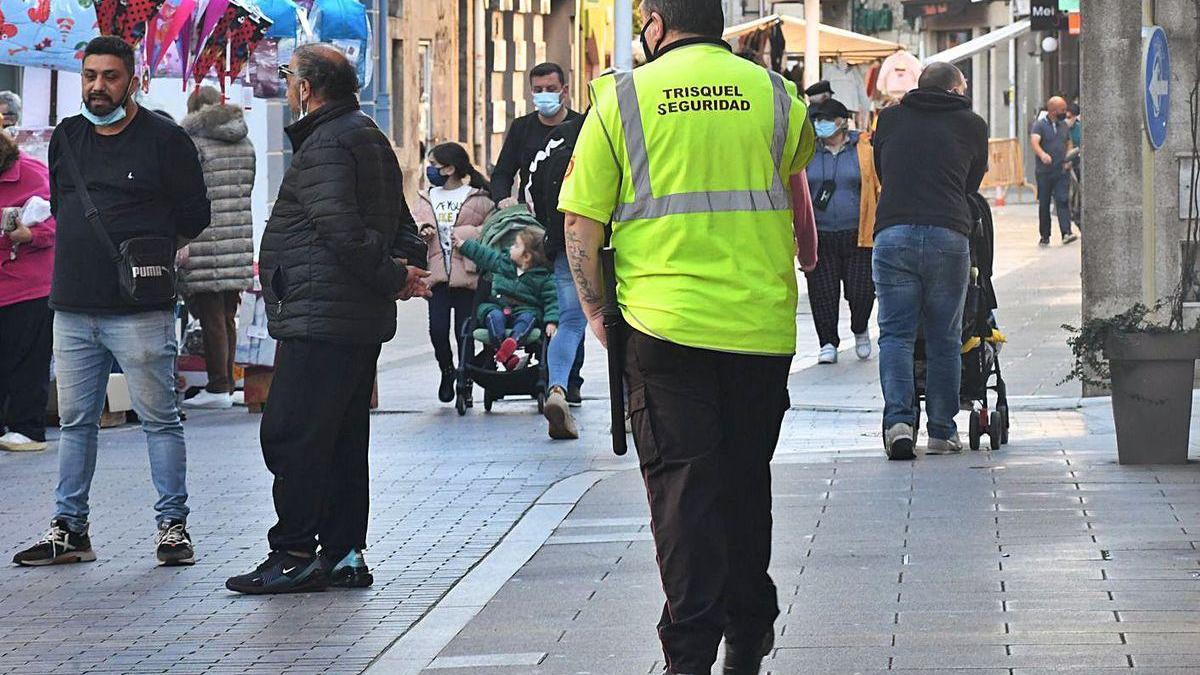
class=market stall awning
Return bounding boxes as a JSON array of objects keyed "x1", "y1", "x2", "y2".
[
  {"x1": 723, "y1": 14, "x2": 903, "y2": 64},
  {"x1": 925, "y1": 19, "x2": 1031, "y2": 64}
]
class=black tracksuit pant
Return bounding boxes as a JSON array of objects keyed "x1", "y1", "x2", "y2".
[
  {"x1": 805, "y1": 229, "x2": 875, "y2": 348},
  {"x1": 625, "y1": 330, "x2": 791, "y2": 674},
  {"x1": 262, "y1": 339, "x2": 381, "y2": 560},
  {"x1": 427, "y1": 283, "x2": 475, "y2": 371},
  {"x1": 0, "y1": 297, "x2": 52, "y2": 441}
]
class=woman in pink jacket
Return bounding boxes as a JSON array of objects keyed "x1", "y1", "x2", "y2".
[
  {"x1": 0, "y1": 131, "x2": 55, "y2": 452},
  {"x1": 412, "y1": 142, "x2": 496, "y2": 403}
]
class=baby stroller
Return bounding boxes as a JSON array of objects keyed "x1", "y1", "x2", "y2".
[
  {"x1": 913, "y1": 193, "x2": 1010, "y2": 450},
  {"x1": 453, "y1": 208, "x2": 551, "y2": 416}
]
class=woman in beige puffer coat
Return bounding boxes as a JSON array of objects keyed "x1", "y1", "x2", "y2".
[
  {"x1": 178, "y1": 86, "x2": 255, "y2": 409},
  {"x1": 410, "y1": 142, "x2": 495, "y2": 402}
]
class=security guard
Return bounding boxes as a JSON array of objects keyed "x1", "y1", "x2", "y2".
[{"x1": 557, "y1": 1, "x2": 815, "y2": 673}]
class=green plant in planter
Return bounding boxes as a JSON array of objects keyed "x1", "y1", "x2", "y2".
[{"x1": 1061, "y1": 302, "x2": 1176, "y2": 389}]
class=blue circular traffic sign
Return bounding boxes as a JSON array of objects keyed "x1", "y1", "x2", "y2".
[{"x1": 1143, "y1": 26, "x2": 1170, "y2": 150}]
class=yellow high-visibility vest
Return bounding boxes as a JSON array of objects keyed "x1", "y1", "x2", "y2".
[{"x1": 559, "y1": 42, "x2": 815, "y2": 356}]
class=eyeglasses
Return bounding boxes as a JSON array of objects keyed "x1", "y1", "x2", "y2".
[{"x1": 278, "y1": 64, "x2": 295, "y2": 80}]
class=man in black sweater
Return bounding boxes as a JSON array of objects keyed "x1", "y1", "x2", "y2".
[
  {"x1": 871, "y1": 62, "x2": 988, "y2": 461},
  {"x1": 13, "y1": 37, "x2": 211, "y2": 568},
  {"x1": 490, "y1": 62, "x2": 582, "y2": 207}
]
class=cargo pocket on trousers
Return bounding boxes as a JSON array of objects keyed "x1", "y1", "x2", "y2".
[{"x1": 627, "y1": 384, "x2": 662, "y2": 470}]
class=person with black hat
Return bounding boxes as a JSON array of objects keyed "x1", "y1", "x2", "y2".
[
  {"x1": 804, "y1": 79, "x2": 834, "y2": 104},
  {"x1": 805, "y1": 97, "x2": 879, "y2": 365}
]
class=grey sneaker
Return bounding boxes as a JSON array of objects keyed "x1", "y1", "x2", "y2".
[
  {"x1": 927, "y1": 435, "x2": 964, "y2": 454},
  {"x1": 544, "y1": 386, "x2": 579, "y2": 440},
  {"x1": 884, "y1": 423, "x2": 915, "y2": 461}
]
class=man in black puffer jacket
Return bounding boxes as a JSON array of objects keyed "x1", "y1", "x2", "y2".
[{"x1": 227, "y1": 44, "x2": 430, "y2": 595}]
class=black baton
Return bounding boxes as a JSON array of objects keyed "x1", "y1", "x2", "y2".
[{"x1": 600, "y1": 246, "x2": 627, "y2": 456}]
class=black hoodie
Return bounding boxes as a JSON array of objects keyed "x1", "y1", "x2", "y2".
[{"x1": 872, "y1": 87, "x2": 989, "y2": 237}]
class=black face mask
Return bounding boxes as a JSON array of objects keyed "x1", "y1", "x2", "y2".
[{"x1": 640, "y1": 15, "x2": 667, "y2": 63}]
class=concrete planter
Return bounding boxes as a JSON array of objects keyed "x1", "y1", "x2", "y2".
[{"x1": 1104, "y1": 331, "x2": 1200, "y2": 464}]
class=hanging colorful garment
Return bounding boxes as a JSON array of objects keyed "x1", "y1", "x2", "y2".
[{"x1": 95, "y1": 0, "x2": 165, "y2": 46}]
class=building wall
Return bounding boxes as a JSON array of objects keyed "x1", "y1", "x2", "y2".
[
  {"x1": 389, "y1": 0, "x2": 463, "y2": 198},
  {"x1": 1080, "y1": 0, "x2": 1198, "y2": 330}
]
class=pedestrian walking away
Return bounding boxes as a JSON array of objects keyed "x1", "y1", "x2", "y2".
[
  {"x1": 12, "y1": 36, "x2": 211, "y2": 568},
  {"x1": 412, "y1": 142, "x2": 495, "y2": 404},
  {"x1": 0, "y1": 129, "x2": 55, "y2": 453},
  {"x1": 1031, "y1": 95, "x2": 1077, "y2": 246},
  {"x1": 490, "y1": 62, "x2": 582, "y2": 209},
  {"x1": 804, "y1": 97, "x2": 880, "y2": 365},
  {"x1": 225, "y1": 44, "x2": 431, "y2": 595},
  {"x1": 527, "y1": 112, "x2": 588, "y2": 437},
  {"x1": 178, "y1": 85, "x2": 256, "y2": 410},
  {"x1": 871, "y1": 62, "x2": 988, "y2": 460},
  {"x1": 559, "y1": 0, "x2": 816, "y2": 671}
]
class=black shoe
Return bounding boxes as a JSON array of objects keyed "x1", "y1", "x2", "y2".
[
  {"x1": 323, "y1": 549, "x2": 374, "y2": 588},
  {"x1": 723, "y1": 630, "x2": 775, "y2": 674},
  {"x1": 1038, "y1": 237, "x2": 1050, "y2": 247},
  {"x1": 155, "y1": 519, "x2": 195, "y2": 566},
  {"x1": 225, "y1": 551, "x2": 329, "y2": 595},
  {"x1": 566, "y1": 384, "x2": 583, "y2": 407},
  {"x1": 438, "y1": 367, "x2": 456, "y2": 403},
  {"x1": 12, "y1": 519, "x2": 96, "y2": 566}
]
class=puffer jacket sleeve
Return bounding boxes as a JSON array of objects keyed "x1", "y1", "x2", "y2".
[{"x1": 295, "y1": 138, "x2": 406, "y2": 298}]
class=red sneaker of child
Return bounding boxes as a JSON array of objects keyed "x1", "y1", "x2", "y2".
[{"x1": 495, "y1": 337, "x2": 518, "y2": 366}]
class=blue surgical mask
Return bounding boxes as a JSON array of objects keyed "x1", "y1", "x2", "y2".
[
  {"x1": 814, "y1": 120, "x2": 840, "y2": 139},
  {"x1": 80, "y1": 83, "x2": 134, "y2": 127},
  {"x1": 532, "y1": 91, "x2": 563, "y2": 118},
  {"x1": 426, "y1": 165, "x2": 449, "y2": 188}
]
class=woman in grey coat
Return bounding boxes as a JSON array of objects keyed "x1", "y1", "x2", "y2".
[{"x1": 179, "y1": 86, "x2": 255, "y2": 409}]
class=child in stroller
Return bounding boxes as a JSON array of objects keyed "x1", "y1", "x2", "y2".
[{"x1": 455, "y1": 228, "x2": 558, "y2": 370}]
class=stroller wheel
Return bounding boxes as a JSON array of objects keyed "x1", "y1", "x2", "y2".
[
  {"x1": 455, "y1": 393, "x2": 467, "y2": 417},
  {"x1": 484, "y1": 394, "x2": 494, "y2": 413},
  {"x1": 999, "y1": 406, "x2": 1010, "y2": 445},
  {"x1": 968, "y1": 411, "x2": 982, "y2": 451},
  {"x1": 988, "y1": 411, "x2": 1002, "y2": 450},
  {"x1": 537, "y1": 391, "x2": 546, "y2": 415}
]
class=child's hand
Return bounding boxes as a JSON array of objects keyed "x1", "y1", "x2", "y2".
[
  {"x1": 545, "y1": 323, "x2": 558, "y2": 338},
  {"x1": 452, "y1": 235, "x2": 464, "y2": 250}
]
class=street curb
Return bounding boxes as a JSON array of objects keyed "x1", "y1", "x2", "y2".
[{"x1": 363, "y1": 470, "x2": 615, "y2": 675}]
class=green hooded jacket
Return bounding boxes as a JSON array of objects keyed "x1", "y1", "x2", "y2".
[{"x1": 459, "y1": 240, "x2": 560, "y2": 325}]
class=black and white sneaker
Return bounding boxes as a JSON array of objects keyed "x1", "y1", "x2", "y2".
[
  {"x1": 566, "y1": 384, "x2": 583, "y2": 407},
  {"x1": 225, "y1": 551, "x2": 329, "y2": 595},
  {"x1": 324, "y1": 549, "x2": 374, "y2": 588},
  {"x1": 12, "y1": 519, "x2": 97, "y2": 566},
  {"x1": 155, "y1": 520, "x2": 195, "y2": 566}
]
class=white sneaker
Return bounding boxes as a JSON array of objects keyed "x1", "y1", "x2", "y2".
[
  {"x1": 884, "y1": 423, "x2": 915, "y2": 460},
  {"x1": 182, "y1": 391, "x2": 234, "y2": 410},
  {"x1": 0, "y1": 431, "x2": 47, "y2": 452},
  {"x1": 854, "y1": 332, "x2": 872, "y2": 360},
  {"x1": 818, "y1": 344, "x2": 838, "y2": 364},
  {"x1": 927, "y1": 434, "x2": 964, "y2": 454}
]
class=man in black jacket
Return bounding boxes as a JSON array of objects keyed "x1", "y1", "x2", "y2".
[
  {"x1": 871, "y1": 62, "x2": 988, "y2": 461},
  {"x1": 12, "y1": 37, "x2": 210, "y2": 569},
  {"x1": 226, "y1": 44, "x2": 430, "y2": 594}
]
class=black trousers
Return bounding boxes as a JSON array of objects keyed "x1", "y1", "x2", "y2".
[
  {"x1": 428, "y1": 283, "x2": 475, "y2": 371},
  {"x1": 1037, "y1": 169, "x2": 1072, "y2": 239},
  {"x1": 625, "y1": 330, "x2": 791, "y2": 674},
  {"x1": 805, "y1": 229, "x2": 875, "y2": 348},
  {"x1": 0, "y1": 297, "x2": 52, "y2": 441},
  {"x1": 262, "y1": 339, "x2": 380, "y2": 559}
]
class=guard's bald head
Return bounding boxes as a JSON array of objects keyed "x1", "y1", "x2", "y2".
[
  {"x1": 293, "y1": 43, "x2": 359, "y2": 102},
  {"x1": 1047, "y1": 96, "x2": 1068, "y2": 116}
]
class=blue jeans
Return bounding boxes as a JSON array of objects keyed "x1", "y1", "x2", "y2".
[
  {"x1": 485, "y1": 309, "x2": 536, "y2": 347},
  {"x1": 548, "y1": 255, "x2": 587, "y2": 391},
  {"x1": 872, "y1": 225, "x2": 970, "y2": 441},
  {"x1": 53, "y1": 311, "x2": 188, "y2": 531}
]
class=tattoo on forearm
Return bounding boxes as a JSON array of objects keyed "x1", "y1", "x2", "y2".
[{"x1": 565, "y1": 227, "x2": 604, "y2": 306}]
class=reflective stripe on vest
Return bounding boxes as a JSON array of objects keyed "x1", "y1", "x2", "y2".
[{"x1": 611, "y1": 69, "x2": 793, "y2": 222}]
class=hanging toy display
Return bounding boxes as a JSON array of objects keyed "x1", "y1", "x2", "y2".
[
  {"x1": 141, "y1": 0, "x2": 193, "y2": 81},
  {"x1": 308, "y1": 0, "x2": 368, "y2": 87},
  {"x1": 95, "y1": 0, "x2": 166, "y2": 45},
  {"x1": 189, "y1": 0, "x2": 269, "y2": 93},
  {"x1": 0, "y1": 0, "x2": 100, "y2": 70},
  {"x1": 218, "y1": 2, "x2": 270, "y2": 84}
]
